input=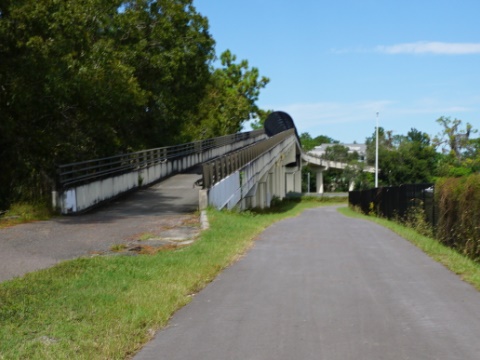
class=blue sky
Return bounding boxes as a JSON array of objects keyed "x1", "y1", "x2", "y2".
[{"x1": 194, "y1": 0, "x2": 480, "y2": 144}]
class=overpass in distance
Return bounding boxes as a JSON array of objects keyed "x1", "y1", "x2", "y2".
[
  {"x1": 53, "y1": 112, "x2": 369, "y2": 214},
  {"x1": 303, "y1": 153, "x2": 376, "y2": 193}
]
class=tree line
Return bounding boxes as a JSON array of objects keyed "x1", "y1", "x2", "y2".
[
  {"x1": 301, "y1": 117, "x2": 480, "y2": 192},
  {"x1": 0, "y1": 0, "x2": 269, "y2": 209}
]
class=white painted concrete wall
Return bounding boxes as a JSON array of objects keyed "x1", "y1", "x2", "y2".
[{"x1": 208, "y1": 172, "x2": 241, "y2": 210}]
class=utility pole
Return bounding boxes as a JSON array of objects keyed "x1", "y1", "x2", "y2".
[{"x1": 375, "y1": 112, "x2": 379, "y2": 188}]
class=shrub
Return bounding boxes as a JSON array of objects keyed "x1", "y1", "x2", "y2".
[
  {"x1": 403, "y1": 205, "x2": 434, "y2": 238},
  {"x1": 436, "y1": 174, "x2": 480, "y2": 260}
]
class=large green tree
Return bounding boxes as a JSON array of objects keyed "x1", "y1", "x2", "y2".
[
  {"x1": 433, "y1": 117, "x2": 476, "y2": 159},
  {"x1": 0, "y1": 0, "x2": 214, "y2": 207},
  {"x1": 300, "y1": 132, "x2": 336, "y2": 151},
  {"x1": 183, "y1": 50, "x2": 269, "y2": 139},
  {"x1": 366, "y1": 127, "x2": 437, "y2": 186},
  {"x1": 0, "y1": 0, "x2": 138, "y2": 204},
  {"x1": 117, "y1": 0, "x2": 214, "y2": 146},
  {"x1": 433, "y1": 117, "x2": 479, "y2": 176}
]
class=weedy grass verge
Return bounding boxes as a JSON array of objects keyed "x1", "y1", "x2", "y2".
[
  {"x1": 0, "y1": 202, "x2": 53, "y2": 229},
  {"x1": 338, "y1": 206, "x2": 480, "y2": 291},
  {"x1": 0, "y1": 197, "x2": 343, "y2": 359}
]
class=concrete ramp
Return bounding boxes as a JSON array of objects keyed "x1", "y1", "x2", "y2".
[{"x1": 0, "y1": 170, "x2": 202, "y2": 282}]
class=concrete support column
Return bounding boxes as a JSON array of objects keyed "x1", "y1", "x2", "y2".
[
  {"x1": 294, "y1": 169, "x2": 302, "y2": 193},
  {"x1": 285, "y1": 172, "x2": 293, "y2": 194},
  {"x1": 272, "y1": 169, "x2": 276, "y2": 201},
  {"x1": 273, "y1": 166, "x2": 278, "y2": 198},
  {"x1": 257, "y1": 182, "x2": 266, "y2": 209},
  {"x1": 316, "y1": 170, "x2": 324, "y2": 194},
  {"x1": 285, "y1": 166, "x2": 302, "y2": 194},
  {"x1": 265, "y1": 175, "x2": 270, "y2": 207},
  {"x1": 243, "y1": 193, "x2": 254, "y2": 210},
  {"x1": 279, "y1": 163, "x2": 286, "y2": 198},
  {"x1": 349, "y1": 179, "x2": 355, "y2": 192}
]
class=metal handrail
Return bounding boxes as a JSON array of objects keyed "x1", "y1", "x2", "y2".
[
  {"x1": 57, "y1": 129, "x2": 265, "y2": 189},
  {"x1": 202, "y1": 129, "x2": 295, "y2": 189}
]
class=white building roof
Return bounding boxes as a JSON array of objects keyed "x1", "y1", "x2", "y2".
[{"x1": 310, "y1": 143, "x2": 366, "y2": 156}]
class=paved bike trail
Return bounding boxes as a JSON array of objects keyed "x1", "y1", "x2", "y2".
[{"x1": 134, "y1": 206, "x2": 480, "y2": 360}]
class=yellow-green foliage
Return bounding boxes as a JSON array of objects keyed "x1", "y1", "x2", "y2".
[{"x1": 436, "y1": 174, "x2": 480, "y2": 260}]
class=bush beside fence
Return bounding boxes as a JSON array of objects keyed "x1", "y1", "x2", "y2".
[
  {"x1": 436, "y1": 174, "x2": 480, "y2": 260},
  {"x1": 349, "y1": 175, "x2": 480, "y2": 261}
]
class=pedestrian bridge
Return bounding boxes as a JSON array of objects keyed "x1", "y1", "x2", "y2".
[
  {"x1": 53, "y1": 112, "x2": 363, "y2": 214},
  {"x1": 302, "y1": 153, "x2": 376, "y2": 192}
]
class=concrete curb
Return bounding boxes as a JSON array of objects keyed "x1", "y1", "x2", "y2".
[{"x1": 200, "y1": 210, "x2": 209, "y2": 230}]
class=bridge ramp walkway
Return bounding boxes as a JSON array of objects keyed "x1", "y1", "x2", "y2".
[{"x1": 0, "y1": 168, "x2": 202, "y2": 282}]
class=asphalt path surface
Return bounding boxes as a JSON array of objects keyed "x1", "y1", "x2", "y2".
[
  {"x1": 134, "y1": 206, "x2": 480, "y2": 360},
  {"x1": 0, "y1": 170, "x2": 202, "y2": 282}
]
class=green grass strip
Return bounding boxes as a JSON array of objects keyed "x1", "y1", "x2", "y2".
[
  {"x1": 0, "y1": 197, "x2": 343, "y2": 359},
  {"x1": 338, "y1": 207, "x2": 480, "y2": 291}
]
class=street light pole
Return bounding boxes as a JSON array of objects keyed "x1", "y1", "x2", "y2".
[{"x1": 375, "y1": 112, "x2": 379, "y2": 188}]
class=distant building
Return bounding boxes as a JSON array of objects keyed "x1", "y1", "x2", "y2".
[{"x1": 309, "y1": 143, "x2": 367, "y2": 162}]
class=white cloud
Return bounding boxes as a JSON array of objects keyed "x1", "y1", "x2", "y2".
[
  {"x1": 376, "y1": 42, "x2": 480, "y2": 55},
  {"x1": 272, "y1": 101, "x2": 393, "y2": 141},
  {"x1": 280, "y1": 101, "x2": 392, "y2": 126},
  {"x1": 331, "y1": 42, "x2": 480, "y2": 55},
  {"x1": 261, "y1": 99, "x2": 479, "y2": 142}
]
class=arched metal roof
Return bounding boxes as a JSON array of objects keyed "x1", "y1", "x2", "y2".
[{"x1": 264, "y1": 111, "x2": 299, "y2": 139}]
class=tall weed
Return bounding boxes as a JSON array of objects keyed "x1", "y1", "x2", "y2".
[{"x1": 436, "y1": 174, "x2": 480, "y2": 260}]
